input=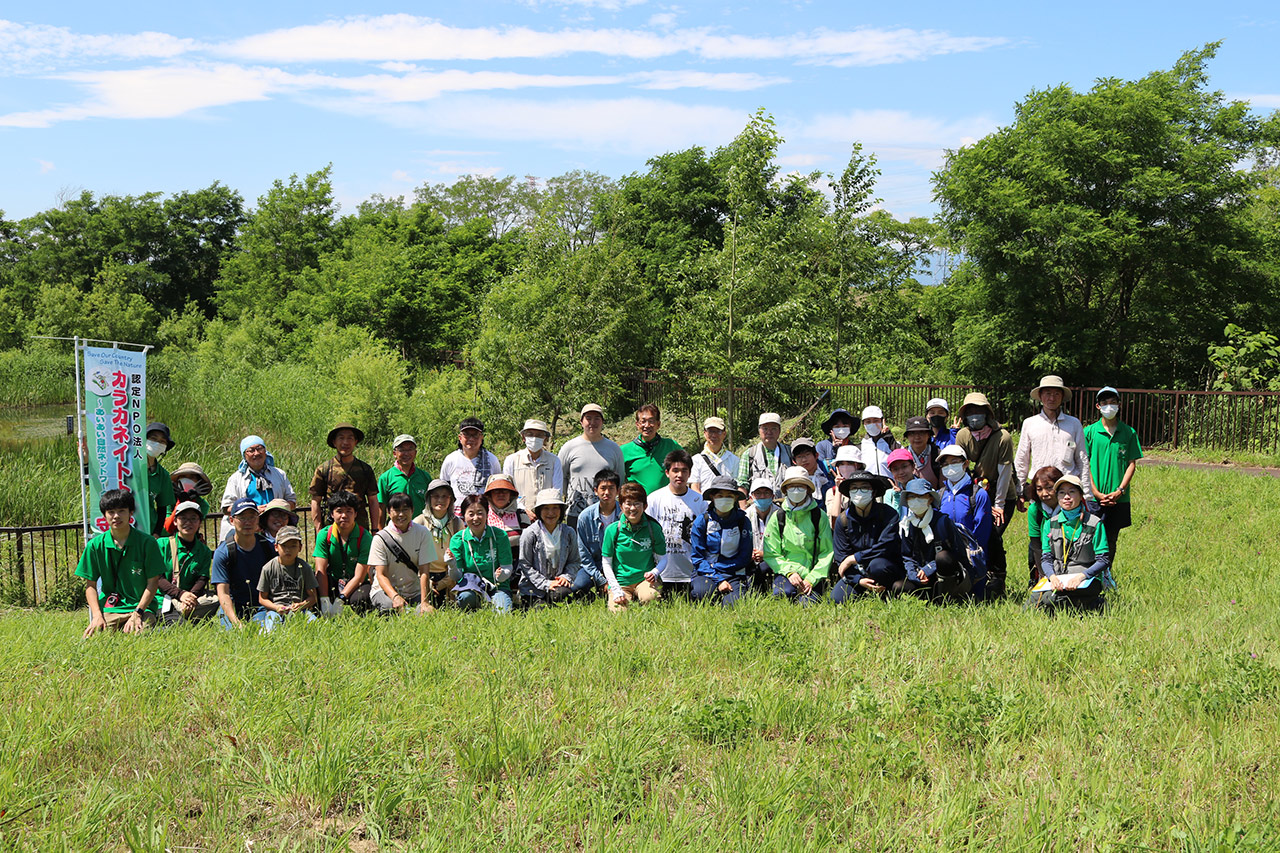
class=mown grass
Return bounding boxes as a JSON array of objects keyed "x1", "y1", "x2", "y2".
[{"x1": 0, "y1": 465, "x2": 1278, "y2": 850}]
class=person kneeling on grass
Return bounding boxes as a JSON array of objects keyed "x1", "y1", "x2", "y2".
[
  {"x1": 689, "y1": 476, "x2": 753, "y2": 607},
  {"x1": 573, "y1": 469, "x2": 622, "y2": 600},
  {"x1": 519, "y1": 489, "x2": 579, "y2": 609},
  {"x1": 414, "y1": 479, "x2": 464, "y2": 607},
  {"x1": 1025, "y1": 465, "x2": 1063, "y2": 587},
  {"x1": 601, "y1": 482, "x2": 666, "y2": 612},
  {"x1": 1027, "y1": 474, "x2": 1113, "y2": 612},
  {"x1": 766, "y1": 466, "x2": 834, "y2": 605},
  {"x1": 451, "y1": 494, "x2": 516, "y2": 613},
  {"x1": 212, "y1": 499, "x2": 276, "y2": 630},
  {"x1": 829, "y1": 471, "x2": 904, "y2": 602},
  {"x1": 894, "y1": 479, "x2": 972, "y2": 603},
  {"x1": 77, "y1": 488, "x2": 164, "y2": 636},
  {"x1": 313, "y1": 491, "x2": 374, "y2": 616},
  {"x1": 255, "y1": 526, "x2": 319, "y2": 631},
  {"x1": 369, "y1": 492, "x2": 439, "y2": 615},
  {"x1": 156, "y1": 501, "x2": 219, "y2": 625}
]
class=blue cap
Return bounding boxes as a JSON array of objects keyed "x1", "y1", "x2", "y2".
[
  {"x1": 230, "y1": 497, "x2": 260, "y2": 516},
  {"x1": 903, "y1": 478, "x2": 935, "y2": 496},
  {"x1": 1096, "y1": 386, "x2": 1119, "y2": 401}
]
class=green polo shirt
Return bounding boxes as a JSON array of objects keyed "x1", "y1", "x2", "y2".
[
  {"x1": 621, "y1": 436, "x2": 682, "y2": 495},
  {"x1": 449, "y1": 526, "x2": 514, "y2": 591},
  {"x1": 377, "y1": 465, "x2": 432, "y2": 517},
  {"x1": 312, "y1": 524, "x2": 372, "y2": 579},
  {"x1": 1083, "y1": 419, "x2": 1143, "y2": 503},
  {"x1": 74, "y1": 529, "x2": 166, "y2": 613},
  {"x1": 147, "y1": 462, "x2": 176, "y2": 536},
  {"x1": 155, "y1": 535, "x2": 213, "y2": 591},
  {"x1": 601, "y1": 516, "x2": 667, "y2": 587}
]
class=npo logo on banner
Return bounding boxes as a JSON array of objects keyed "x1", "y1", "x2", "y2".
[{"x1": 82, "y1": 346, "x2": 149, "y2": 533}]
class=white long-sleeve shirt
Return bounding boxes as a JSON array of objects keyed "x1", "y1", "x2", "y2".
[{"x1": 1014, "y1": 410, "x2": 1093, "y2": 499}]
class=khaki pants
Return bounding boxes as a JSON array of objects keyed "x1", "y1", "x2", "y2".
[
  {"x1": 608, "y1": 581, "x2": 661, "y2": 613},
  {"x1": 102, "y1": 610, "x2": 156, "y2": 631}
]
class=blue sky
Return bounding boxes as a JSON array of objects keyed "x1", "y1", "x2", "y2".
[{"x1": 2, "y1": 2, "x2": 1278, "y2": 221}]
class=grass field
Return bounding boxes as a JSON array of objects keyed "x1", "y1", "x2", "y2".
[{"x1": 1, "y1": 465, "x2": 1279, "y2": 851}]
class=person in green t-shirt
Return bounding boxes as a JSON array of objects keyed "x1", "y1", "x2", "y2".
[
  {"x1": 76, "y1": 489, "x2": 164, "y2": 636},
  {"x1": 144, "y1": 422, "x2": 177, "y2": 537},
  {"x1": 450, "y1": 493, "x2": 516, "y2": 613},
  {"x1": 312, "y1": 491, "x2": 373, "y2": 614},
  {"x1": 155, "y1": 500, "x2": 217, "y2": 624},
  {"x1": 378, "y1": 434, "x2": 432, "y2": 518},
  {"x1": 601, "y1": 482, "x2": 666, "y2": 612},
  {"x1": 1084, "y1": 386, "x2": 1143, "y2": 561},
  {"x1": 620, "y1": 404, "x2": 682, "y2": 495}
]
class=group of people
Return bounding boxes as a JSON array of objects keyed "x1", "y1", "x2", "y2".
[{"x1": 75, "y1": 374, "x2": 1142, "y2": 634}]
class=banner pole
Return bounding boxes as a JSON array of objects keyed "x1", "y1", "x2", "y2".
[{"x1": 74, "y1": 337, "x2": 90, "y2": 539}]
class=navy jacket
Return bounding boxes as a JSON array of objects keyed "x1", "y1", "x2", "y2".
[{"x1": 832, "y1": 502, "x2": 904, "y2": 586}]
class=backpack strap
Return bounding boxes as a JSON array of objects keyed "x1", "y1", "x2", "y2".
[{"x1": 699, "y1": 451, "x2": 724, "y2": 478}]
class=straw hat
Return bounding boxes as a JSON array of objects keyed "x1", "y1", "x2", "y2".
[{"x1": 1031, "y1": 376, "x2": 1072, "y2": 404}]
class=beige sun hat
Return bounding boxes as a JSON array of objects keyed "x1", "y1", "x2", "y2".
[
  {"x1": 779, "y1": 465, "x2": 816, "y2": 494},
  {"x1": 1031, "y1": 375, "x2": 1072, "y2": 404},
  {"x1": 532, "y1": 489, "x2": 568, "y2": 513}
]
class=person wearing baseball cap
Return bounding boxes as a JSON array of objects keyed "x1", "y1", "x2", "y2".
[
  {"x1": 309, "y1": 423, "x2": 381, "y2": 534},
  {"x1": 377, "y1": 434, "x2": 431, "y2": 518},
  {"x1": 858, "y1": 405, "x2": 900, "y2": 479},
  {"x1": 438, "y1": 417, "x2": 502, "y2": 514},
  {"x1": 156, "y1": 500, "x2": 220, "y2": 625},
  {"x1": 925, "y1": 397, "x2": 957, "y2": 452},
  {"x1": 735, "y1": 412, "x2": 792, "y2": 494},
  {"x1": 503, "y1": 418, "x2": 563, "y2": 516},
  {"x1": 559, "y1": 403, "x2": 625, "y2": 525},
  {"x1": 255, "y1": 525, "x2": 319, "y2": 630},
  {"x1": 1014, "y1": 375, "x2": 1093, "y2": 509},
  {"x1": 211, "y1": 498, "x2": 276, "y2": 628},
  {"x1": 883, "y1": 448, "x2": 916, "y2": 518},
  {"x1": 902, "y1": 416, "x2": 940, "y2": 488},
  {"x1": 1083, "y1": 386, "x2": 1142, "y2": 562},
  {"x1": 690, "y1": 415, "x2": 740, "y2": 495}
]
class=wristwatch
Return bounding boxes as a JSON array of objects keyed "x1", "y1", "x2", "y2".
[{"x1": 134, "y1": 606, "x2": 146, "y2": 616}]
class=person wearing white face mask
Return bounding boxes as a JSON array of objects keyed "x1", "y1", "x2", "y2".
[
  {"x1": 689, "y1": 477, "x2": 754, "y2": 607},
  {"x1": 954, "y1": 392, "x2": 1015, "y2": 599},
  {"x1": 858, "y1": 406, "x2": 899, "y2": 478},
  {"x1": 143, "y1": 422, "x2": 177, "y2": 537},
  {"x1": 744, "y1": 478, "x2": 779, "y2": 590},
  {"x1": 895, "y1": 478, "x2": 972, "y2": 602},
  {"x1": 1083, "y1": 386, "x2": 1142, "y2": 562},
  {"x1": 816, "y1": 408, "x2": 858, "y2": 464},
  {"x1": 764, "y1": 466, "x2": 833, "y2": 605},
  {"x1": 829, "y1": 471, "x2": 904, "y2": 603},
  {"x1": 936, "y1": 445, "x2": 992, "y2": 599},
  {"x1": 503, "y1": 418, "x2": 564, "y2": 518},
  {"x1": 824, "y1": 444, "x2": 866, "y2": 523}
]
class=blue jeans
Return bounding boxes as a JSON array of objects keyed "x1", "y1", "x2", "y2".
[
  {"x1": 771, "y1": 574, "x2": 826, "y2": 605},
  {"x1": 571, "y1": 567, "x2": 606, "y2": 598},
  {"x1": 457, "y1": 589, "x2": 514, "y2": 613},
  {"x1": 829, "y1": 559, "x2": 900, "y2": 603},
  {"x1": 252, "y1": 609, "x2": 317, "y2": 631},
  {"x1": 690, "y1": 576, "x2": 750, "y2": 607}
]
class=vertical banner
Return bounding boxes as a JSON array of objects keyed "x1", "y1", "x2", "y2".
[{"x1": 82, "y1": 346, "x2": 148, "y2": 533}]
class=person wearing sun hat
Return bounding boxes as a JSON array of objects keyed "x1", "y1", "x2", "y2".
[
  {"x1": 219, "y1": 435, "x2": 298, "y2": 542},
  {"x1": 377, "y1": 434, "x2": 431, "y2": 519},
  {"x1": 895, "y1": 478, "x2": 971, "y2": 602},
  {"x1": 503, "y1": 418, "x2": 563, "y2": 515},
  {"x1": 954, "y1": 391, "x2": 1015, "y2": 599},
  {"x1": 163, "y1": 461, "x2": 213, "y2": 535},
  {"x1": 517, "y1": 489, "x2": 579, "y2": 609},
  {"x1": 829, "y1": 470, "x2": 903, "y2": 602},
  {"x1": 816, "y1": 408, "x2": 858, "y2": 464},
  {"x1": 936, "y1": 444, "x2": 991, "y2": 598},
  {"x1": 309, "y1": 423, "x2": 380, "y2": 533},
  {"x1": 1014, "y1": 375, "x2": 1092, "y2": 508},
  {"x1": 689, "y1": 476, "x2": 754, "y2": 607},
  {"x1": 825, "y1": 444, "x2": 866, "y2": 521},
  {"x1": 1027, "y1": 473, "x2": 1112, "y2": 611},
  {"x1": 764, "y1": 466, "x2": 834, "y2": 605}
]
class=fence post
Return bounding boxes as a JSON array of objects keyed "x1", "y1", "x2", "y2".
[
  {"x1": 15, "y1": 533, "x2": 25, "y2": 596},
  {"x1": 1171, "y1": 391, "x2": 1182, "y2": 450}
]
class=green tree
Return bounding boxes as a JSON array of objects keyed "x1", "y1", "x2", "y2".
[{"x1": 934, "y1": 44, "x2": 1280, "y2": 388}]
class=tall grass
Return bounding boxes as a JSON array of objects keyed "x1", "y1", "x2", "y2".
[{"x1": 0, "y1": 465, "x2": 1277, "y2": 849}]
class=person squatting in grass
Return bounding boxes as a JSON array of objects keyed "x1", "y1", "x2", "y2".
[
  {"x1": 601, "y1": 482, "x2": 666, "y2": 612},
  {"x1": 744, "y1": 477, "x2": 778, "y2": 591},
  {"x1": 1028, "y1": 473, "x2": 1114, "y2": 612},
  {"x1": 646, "y1": 449, "x2": 706, "y2": 601},
  {"x1": 255, "y1": 526, "x2": 319, "y2": 630},
  {"x1": 1025, "y1": 465, "x2": 1063, "y2": 586},
  {"x1": 155, "y1": 500, "x2": 218, "y2": 625},
  {"x1": 312, "y1": 490, "x2": 373, "y2": 615},
  {"x1": 572, "y1": 468, "x2": 621, "y2": 600},
  {"x1": 413, "y1": 478, "x2": 463, "y2": 608},
  {"x1": 883, "y1": 448, "x2": 915, "y2": 519},
  {"x1": 895, "y1": 478, "x2": 972, "y2": 603},
  {"x1": 368, "y1": 492, "x2": 439, "y2": 615},
  {"x1": 689, "y1": 476, "x2": 754, "y2": 607},
  {"x1": 450, "y1": 493, "x2": 516, "y2": 613},
  {"x1": 77, "y1": 488, "x2": 164, "y2": 636},
  {"x1": 828, "y1": 470, "x2": 904, "y2": 602},
  {"x1": 766, "y1": 465, "x2": 834, "y2": 605},
  {"x1": 518, "y1": 489, "x2": 579, "y2": 609},
  {"x1": 211, "y1": 499, "x2": 277, "y2": 630},
  {"x1": 825, "y1": 444, "x2": 866, "y2": 523}
]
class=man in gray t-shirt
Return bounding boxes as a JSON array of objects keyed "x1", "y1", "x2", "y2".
[{"x1": 558, "y1": 403, "x2": 625, "y2": 523}]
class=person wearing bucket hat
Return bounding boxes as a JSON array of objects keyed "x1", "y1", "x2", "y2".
[
  {"x1": 829, "y1": 471, "x2": 904, "y2": 603},
  {"x1": 816, "y1": 408, "x2": 858, "y2": 463},
  {"x1": 439, "y1": 416, "x2": 502, "y2": 514},
  {"x1": 736, "y1": 412, "x2": 792, "y2": 494},
  {"x1": 902, "y1": 416, "x2": 941, "y2": 488},
  {"x1": 377, "y1": 435, "x2": 431, "y2": 519},
  {"x1": 824, "y1": 445, "x2": 867, "y2": 522},
  {"x1": 858, "y1": 405, "x2": 899, "y2": 478},
  {"x1": 936, "y1": 445, "x2": 992, "y2": 597},
  {"x1": 143, "y1": 422, "x2": 177, "y2": 537},
  {"x1": 955, "y1": 391, "x2": 1015, "y2": 596},
  {"x1": 559, "y1": 403, "x2": 625, "y2": 524},
  {"x1": 896, "y1": 478, "x2": 972, "y2": 603},
  {"x1": 219, "y1": 435, "x2": 299, "y2": 543},
  {"x1": 163, "y1": 461, "x2": 212, "y2": 535},
  {"x1": 367, "y1": 492, "x2": 439, "y2": 615},
  {"x1": 1026, "y1": 473, "x2": 1113, "y2": 612},
  {"x1": 646, "y1": 449, "x2": 707, "y2": 599},
  {"x1": 1083, "y1": 386, "x2": 1142, "y2": 561},
  {"x1": 765, "y1": 466, "x2": 833, "y2": 605},
  {"x1": 689, "y1": 476, "x2": 753, "y2": 607},
  {"x1": 517, "y1": 489, "x2": 579, "y2": 609},
  {"x1": 414, "y1": 479, "x2": 463, "y2": 606},
  {"x1": 689, "y1": 416, "x2": 740, "y2": 496},
  {"x1": 503, "y1": 419, "x2": 563, "y2": 515},
  {"x1": 258, "y1": 498, "x2": 300, "y2": 544},
  {"x1": 155, "y1": 500, "x2": 219, "y2": 625},
  {"x1": 309, "y1": 423, "x2": 380, "y2": 534},
  {"x1": 484, "y1": 473, "x2": 526, "y2": 556},
  {"x1": 1014, "y1": 375, "x2": 1093, "y2": 508},
  {"x1": 621, "y1": 404, "x2": 682, "y2": 495}
]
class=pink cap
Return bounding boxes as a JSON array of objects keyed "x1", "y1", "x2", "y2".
[{"x1": 886, "y1": 448, "x2": 914, "y2": 467}]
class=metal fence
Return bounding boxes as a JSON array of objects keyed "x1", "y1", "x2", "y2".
[{"x1": 0, "y1": 507, "x2": 317, "y2": 607}]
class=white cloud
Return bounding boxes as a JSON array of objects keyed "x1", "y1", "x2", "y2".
[
  {"x1": 1236, "y1": 92, "x2": 1280, "y2": 109},
  {"x1": 37, "y1": 159, "x2": 55, "y2": 173},
  {"x1": 648, "y1": 12, "x2": 677, "y2": 28},
  {"x1": 0, "y1": 19, "x2": 194, "y2": 71},
  {"x1": 799, "y1": 108, "x2": 999, "y2": 165},
  {"x1": 633, "y1": 70, "x2": 786, "y2": 91}
]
